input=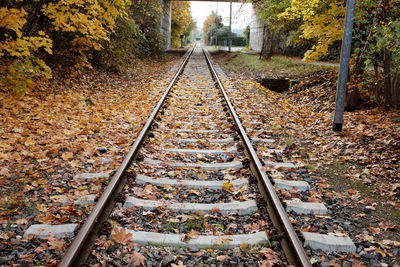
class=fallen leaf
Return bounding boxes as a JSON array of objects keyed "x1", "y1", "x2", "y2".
[
  {"x1": 244, "y1": 223, "x2": 260, "y2": 233},
  {"x1": 61, "y1": 152, "x2": 74, "y2": 161},
  {"x1": 126, "y1": 251, "x2": 146, "y2": 266},
  {"x1": 378, "y1": 222, "x2": 397, "y2": 231},
  {"x1": 15, "y1": 218, "x2": 28, "y2": 225},
  {"x1": 188, "y1": 188, "x2": 200, "y2": 196},
  {"x1": 346, "y1": 189, "x2": 359, "y2": 195},
  {"x1": 222, "y1": 180, "x2": 233, "y2": 191},
  {"x1": 352, "y1": 259, "x2": 367, "y2": 267},
  {"x1": 70, "y1": 160, "x2": 81, "y2": 168},
  {"x1": 198, "y1": 173, "x2": 207, "y2": 180},
  {"x1": 112, "y1": 227, "x2": 132, "y2": 245},
  {"x1": 190, "y1": 251, "x2": 204, "y2": 257},
  {"x1": 19, "y1": 254, "x2": 34, "y2": 261},
  {"x1": 47, "y1": 235, "x2": 65, "y2": 251},
  {"x1": 171, "y1": 261, "x2": 186, "y2": 267},
  {"x1": 181, "y1": 230, "x2": 199, "y2": 242},
  {"x1": 216, "y1": 255, "x2": 231, "y2": 263},
  {"x1": 367, "y1": 227, "x2": 380, "y2": 235},
  {"x1": 212, "y1": 236, "x2": 233, "y2": 245},
  {"x1": 211, "y1": 207, "x2": 220, "y2": 214},
  {"x1": 227, "y1": 223, "x2": 237, "y2": 230},
  {"x1": 240, "y1": 242, "x2": 249, "y2": 252}
]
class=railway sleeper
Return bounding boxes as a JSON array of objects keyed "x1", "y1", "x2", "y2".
[
  {"x1": 111, "y1": 227, "x2": 268, "y2": 250},
  {"x1": 134, "y1": 174, "x2": 248, "y2": 190}
]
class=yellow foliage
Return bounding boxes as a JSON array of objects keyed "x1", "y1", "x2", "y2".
[
  {"x1": 171, "y1": 2, "x2": 192, "y2": 47},
  {"x1": 0, "y1": 0, "x2": 128, "y2": 94},
  {"x1": 0, "y1": 7, "x2": 53, "y2": 95},
  {"x1": 281, "y1": 0, "x2": 345, "y2": 61},
  {"x1": 0, "y1": 8, "x2": 27, "y2": 38},
  {"x1": 42, "y1": 0, "x2": 129, "y2": 68}
]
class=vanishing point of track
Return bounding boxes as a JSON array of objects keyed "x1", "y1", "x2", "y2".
[{"x1": 59, "y1": 45, "x2": 311, "y2": 266}]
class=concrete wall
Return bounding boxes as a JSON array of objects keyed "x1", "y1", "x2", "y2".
[
  {"x1": 161, "y1": 2, "x2": 264, "y2": 52},
  {"x1": 249, "y1": 4, "x2": 264, "y2": 52},
  {"x1": 160, "y1": 0, "x2": 171, "y2": 50}
]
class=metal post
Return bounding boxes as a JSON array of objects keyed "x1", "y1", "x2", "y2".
[
  {"x1": 228, "y1": 0, "x2": 232, "y2": 52},
  {"x1": 332, "y1": 0, "x2": 357, "y2": 131},
  {"x1": 215, "y1": 2, "x2": 218, "y2": 48},
  {"x1": 209, "y1": 5, "x2": 213, "y2": 46}
]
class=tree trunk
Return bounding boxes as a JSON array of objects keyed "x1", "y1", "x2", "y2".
[
  {"x1": 391, "y1": 71, "x2": 400, "y2": 107},
  {"x1": 260, "y1": 26, "x2": 273, "y2": 60},
  {"x1": 345, "y1": 52, "x2": 363, "y2": 111},
  {"x1": 382, "y1": 0, "x2": 392, "y2": 108},
  {"x1": 383, "y1": 48, "x2": 392, "y2": 107},
  {"x1": 259, "y1": 26, "x2": 266, "y2": 60},
  {"x1": 345, "y1": 86, "x2": 361, "y2": 111},
  {"x1": 373, "y1": 58, "x2": 381, "y2": 106}
]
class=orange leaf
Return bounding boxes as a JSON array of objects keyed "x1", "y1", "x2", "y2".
[
  {"x1": 378, "y1": 222, "x2": 397, "y2": 231},
  {"x1": 112, "y1": 227, "x2": 132, "y2": 245},
  {"x1": 367, "y1": 227, "x2": 380, "y2": 235},
  {"x1": 181, "y1": 229, "x2": 199, "y2": 242},
  {"x1": 211, "y1": 207, "x2": 220, "y2": 214}
]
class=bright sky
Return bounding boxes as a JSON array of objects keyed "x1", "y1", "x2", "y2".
[{"x1": 190, "y1": 1, "x2": 252, "y2": 30}]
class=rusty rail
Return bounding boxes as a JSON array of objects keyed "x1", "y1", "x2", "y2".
[
  {"x1": 202, "y1": 48, "x2": 311, "y2": 267},
  {"x1": 59, "y1": 45, "x2": 195, "y2": 267}
]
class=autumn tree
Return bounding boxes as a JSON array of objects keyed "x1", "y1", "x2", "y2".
[
  {"x1": 130, "y1": 0, "x2": 166, "y2": 56},
  {"x1": 0, "y1": 0, "x2": 176, "y2": 94},
  {"x1": 0, "y1": 7, "x2": 53, "y2": 95},
  {"x1": 0, "y1": 0, "x2": 129, "y2": 95},
  {"x1": 353, "y1": 0, "x2": 400, "y2": 107},
  {"x1": 203, "y1": 11, "x2": 223, "y2": 45},
  {"x1": 254, "y1": 0, "x2": 400, "y2": 107},
  {"x1": 171, "y1": 2, "x2": 195, "y2": 48},
  {"x1": 279, "y1": 0, "x2": 345, "y2": 62}
]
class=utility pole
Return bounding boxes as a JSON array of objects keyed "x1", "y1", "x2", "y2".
[
  {"x1": 228, "y1": 0, "x2": 232, "y2": 52},
  {"x1": 215, "y1": 2, "x2": 218, "y2": 48},
  {"x1": 332, "y1": 0, "x2": 357, "y2": 131},
  {"x1": 209, "y1": 5, "x2": 213, "y2": 46}
]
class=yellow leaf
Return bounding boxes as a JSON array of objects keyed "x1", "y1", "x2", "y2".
[
  {"x1": 222, "y1": 180, "x2": 233, "y2": 191},
  {"x1": 24, "y1": 137, "x2": 35, "y2": 146},
  {"x1": 36, "y1": 204, "x2": 48, "y2": 212},
  {"x1": 70, "y1": 160, "x2": 81, "y2": 168},
  {"x1": 61, "y1": 152, "x2": 74, "y2": 161}
]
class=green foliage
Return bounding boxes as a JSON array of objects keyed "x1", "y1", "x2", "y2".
[
  {"x1": 0, "y1": 57, "x2": 52, "y2": 96},
  {"x1": 224, "y1": 53, "x2": 337, "y2": 78},
  {"x1": 203, "y1": 11, "x2": 224, "y2": 45},
  {"x1": 379, "y1": 19, "x2": 400, "y2": 69},
  {"x1": 94, "y1": 17, "x2": 145, "y2": 72},
  {"x1": 130, "y1": 0, "x2": 165, "y2": 58},
  {"x1": 354, "y1": 0, "x2": 400, "y2": 71},
  {"x1": 244, "y1": 25, "x2": 250, "y2": 46},
  {"x1": 210, "y1": 26, "x2": 246, "y2": 47},
  {"x1": 254, "y1": 0, "x2": 400, "y2": 106}
]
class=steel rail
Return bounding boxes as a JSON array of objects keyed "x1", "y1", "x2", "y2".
[
  {"x1": 202, "y1": 48, "x2": 311, "y2": 267},
  {"x1": 59, "y1": 45, "x2": 195, "y2": 267}
]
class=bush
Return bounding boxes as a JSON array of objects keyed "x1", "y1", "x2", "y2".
[{"x1": 93, "y1": 17, "x2": 145, "y2": 72}]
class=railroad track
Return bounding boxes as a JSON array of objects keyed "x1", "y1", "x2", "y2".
[{"x1": 53, "y1": 45, "x2": 312, "y2": 266}]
